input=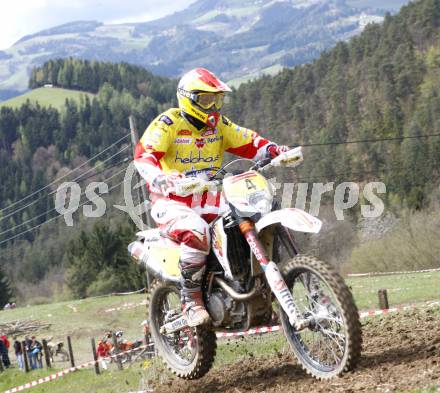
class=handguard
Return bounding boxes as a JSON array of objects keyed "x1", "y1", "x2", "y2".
[
  {"x1": 270, "y1": 146, "x2": 303, "y2": 168},
  {"x1": 169, "y1": 177, "x2": 217, "y2": 197}
]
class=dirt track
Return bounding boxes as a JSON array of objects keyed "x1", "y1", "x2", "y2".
[{"x1": 155, "y1": 307, "x2": 440, "y2": 393}]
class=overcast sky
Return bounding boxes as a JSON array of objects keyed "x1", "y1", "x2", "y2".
[{"x1": 0, "y1": 0, "x2": 196, "y2": 50}]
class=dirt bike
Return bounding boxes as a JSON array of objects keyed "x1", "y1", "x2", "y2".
[
  {"x1": 109, "y1": 334, "x2": 144, "y2": 364},
  {"x1": 128, "y1": 147, "x2": 362, "y2": 380}
]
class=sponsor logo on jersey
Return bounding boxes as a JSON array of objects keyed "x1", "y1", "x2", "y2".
[
  {"x1": 175, "y1": 151, "x2": 220, "y2": 164},
  {"x1": 204, "y1": 136, "x2": 223, "y2": 144},
  {"x1": 235, "y1": 125, "x2": 250, "y2": 138},
  {"x1": 195, "y1": 138, "x2": 205, "y2": 149},
  {"x1": 178, "y1": 129, "x2": 192, "y2": 136},
  {"x1": 159, "y1": 115, "x2": 173, "y2": 126},
  {"x1": 202, "y1": 128, "x2": 217, "y2": 137},
  {"x1": 143, "y1": 144, "x2": 155, "y2": 151},
  {"x1": 174, "y1": 138, "x2": 192, "y2": 144},
  {"x1": 157, "y1": 211, "x2": 166, "y2": 219},
  {"x1": 143, "y1": 137, "x2": 159, "y2": 145},
  {"x1": 184, "y1": 167, "x2": 220, "y2": 178}
]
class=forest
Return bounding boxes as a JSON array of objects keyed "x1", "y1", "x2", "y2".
[{"x1": 1, "y1": 0, "x2": 440, "y2": 305}]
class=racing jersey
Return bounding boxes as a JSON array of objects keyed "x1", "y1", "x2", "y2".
[{"x1": 134, "y1": 108, "x2": 274, "y2": 217}]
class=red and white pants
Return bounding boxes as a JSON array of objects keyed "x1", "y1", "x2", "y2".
[{"x1": 150, "y1": 193, "x2": 227, "y2": 297}]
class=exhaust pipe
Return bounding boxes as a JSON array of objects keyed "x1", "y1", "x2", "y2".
[{"x1": 214, "y1": 277, "x2": 259, "y2": 301}]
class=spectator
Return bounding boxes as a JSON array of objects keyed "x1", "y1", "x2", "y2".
[
  {"x1": 96, "y1": 339, "x2": 110, "y2": 358},
  {"x1": 0, "y1": 339, "x2": 5, "y2": 368},
  {"x1": 24, "y1": 336, "x2": 34, "y2": 369},
  {"x1": 13, "y1": 337, "x2": 24, "y2": 370},
  {"x1": 0, "y1": 335, "x2": 10, "y2": 368},
  {"x1": 29, "y1": 337, "x2": 43, "y2": 369},
  {"x1": 96, "y1": 339, "x2": 112, "y2": 370},
  {"x1": 140, "y1": 320, "x2": 151, "y2": 346},
  {"x1": 26, "y1": 336, "x2": 41, "y2": 370}
]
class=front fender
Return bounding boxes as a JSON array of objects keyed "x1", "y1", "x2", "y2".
[{"x1": 255, "y1": 208, "x2": 322, "y2": 234}]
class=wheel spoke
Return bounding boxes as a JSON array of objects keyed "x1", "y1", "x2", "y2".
[
  {"x1": 285, "y1": 268, "x2": 349, "y2": 371},
  {"x1": 158, "y1": 289, "x2": 197, "y2": 365}
]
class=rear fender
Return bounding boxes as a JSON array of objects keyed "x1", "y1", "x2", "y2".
[{"x1": 255, "y1": 208, "x2": 322, "y2": 234}]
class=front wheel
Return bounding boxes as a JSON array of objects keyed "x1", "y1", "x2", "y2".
[
  {"x1": 147, "y1": 280, "x2": 217, "y2": 379},
  {"x1": 280, "y1": 255, "x2": 362, "y2": 379}
]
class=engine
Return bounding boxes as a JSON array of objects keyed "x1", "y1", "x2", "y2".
[
  {"x1": 205, "y1": 219, "x2": 272, "y2": 329},
  {"x1": 205, "y1": 287, "x2": 246, "y2": 328}
]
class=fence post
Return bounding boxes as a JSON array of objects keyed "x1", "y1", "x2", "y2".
[
  {"x1": 42, "y1": 339, "x2": 51, "y2": 369},
  {"x1": 378, "y1": 289, "x2": 389, "y2": 310},
  {"x1": 91, "y1": 338, "x2": 100, "y2": 375},
  {"x1": 112, "y1": 332, "x2": 123, "y2": 370},
  {"x1": 22, "y1": 341, "x2": 30, "y2": 372},
  {"x1": 67, "y1": 336, "x2": 75, "y2": 367}
]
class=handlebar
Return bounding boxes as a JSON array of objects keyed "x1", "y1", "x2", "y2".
[
  {"x1": 171, "y1": 147, "x2": 303, "y2": 196},
  {"x1": 250, "y1": 157, "x2": 272, "y2": 171}
]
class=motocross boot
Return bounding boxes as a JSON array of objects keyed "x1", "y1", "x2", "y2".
[
  {"x1": 182, "y1": 290, "x2": 210, "y2": 327},
  {"x1": 180, "y1": 261, "x2": 210, "y2": 327}
]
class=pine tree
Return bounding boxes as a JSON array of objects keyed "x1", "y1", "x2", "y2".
[{"x1": 0, "y1": 266, "x2": 13, "y2": 308}]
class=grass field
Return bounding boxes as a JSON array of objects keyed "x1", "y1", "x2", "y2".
[
  {"x1": 0, "y1": 294, "x2": 149, "y2": 366},
  {"x1": 0, "y1": 270, "x2": 438, "y2": 392},
  {"x1": 0, "y1": 366, "x2": 156, "y2": 393},
  {"x1": 347, "y1": 271, "x2": 440, "y2": 310},
  {"x1": 0, "y1": 87, "x2": 95, "y2": 111}
]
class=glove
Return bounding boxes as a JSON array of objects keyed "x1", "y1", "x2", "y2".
[
  {"x1": 151, "y1": 173, "x2": 185, "y2": 196},
  {"x1": 267, "y1": 144, "x2": 290, "y2": 158}
]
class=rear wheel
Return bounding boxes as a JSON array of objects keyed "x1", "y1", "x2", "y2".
[
  {"x1": 280, "y1": 255, "x2": 362, "y2": 379},
  {"x1": 147, "y1": 280, "x2": 217, "y2": 379}
]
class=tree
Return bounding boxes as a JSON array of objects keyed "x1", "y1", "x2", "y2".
[
  {"x1": 66, "y1": 221, "x2": 145, "y2": 298},
  {"x1": 0, "y1": 266, "x2": 13, "y2": 307}
]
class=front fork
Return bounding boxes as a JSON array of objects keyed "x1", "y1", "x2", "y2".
[{"x1": 239, "y1": 220, "x2": 309, "y2": 331}]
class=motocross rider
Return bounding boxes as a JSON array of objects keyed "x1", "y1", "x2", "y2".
[{"x1": 134, "y1": 68, "x2": 289, "y2": 327}]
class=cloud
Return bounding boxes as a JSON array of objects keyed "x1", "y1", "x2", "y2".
[{"x1": 0, "y1": 0, "x2": 194, "y2": 50}]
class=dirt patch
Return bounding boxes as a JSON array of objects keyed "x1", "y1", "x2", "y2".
[{"x1": 154, "y1": 307, "x2": 440, "y2": 392}]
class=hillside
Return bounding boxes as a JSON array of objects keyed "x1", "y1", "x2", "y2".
[
  {"x1": 1, "y1": 0, "x2": 440, "y2": 306},
  {"x1": 0, "y1": 87, "x2": 95, "y2": 111},
  {"x1": 226, "y1": 0, "x2": 440, "y2": 209},
  {"x1": 0, "y1": 62, "x2": 176, "y2": 305},
  {"x1": 0, "y1": 0, "x2": 402, "y2": 99}
]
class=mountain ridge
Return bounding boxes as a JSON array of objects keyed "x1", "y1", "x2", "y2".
[{"x1": 0, "y1": 0, "x2": 408, "y2": 100}]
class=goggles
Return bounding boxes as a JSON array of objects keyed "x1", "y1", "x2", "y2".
[
  {"x1": 194, "y1": 92, "x2": 225, "y2": 110},
  {"x1": 179, "y1": 88, "x2": 226, "y2": 110}
]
